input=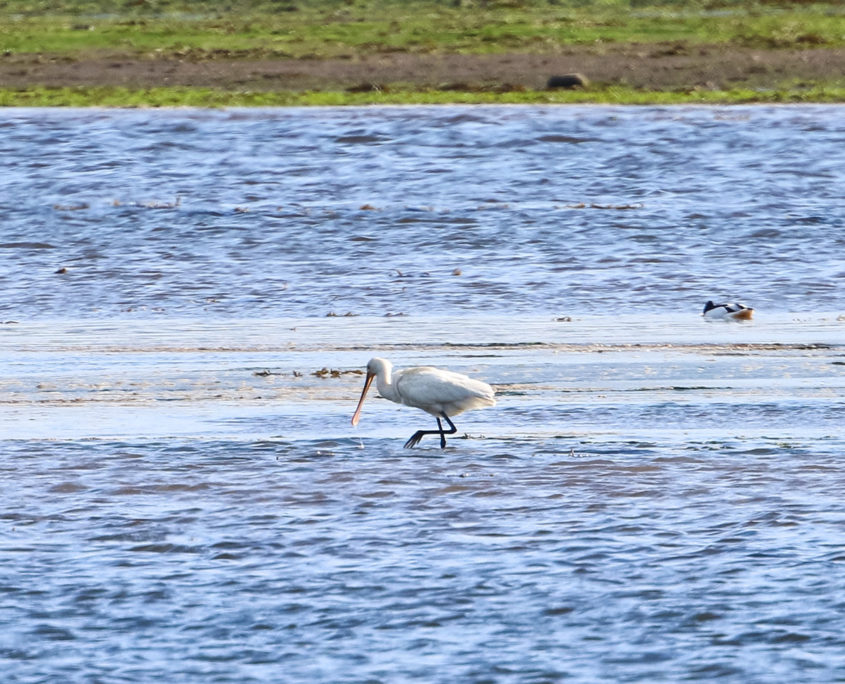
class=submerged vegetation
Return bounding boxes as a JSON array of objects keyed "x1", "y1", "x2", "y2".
[{"x1": 1, "y1": 0, "x2": 844, "y2": 105}]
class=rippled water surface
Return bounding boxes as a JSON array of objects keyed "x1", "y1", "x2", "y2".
[
  {"x1": 2, "y1": 105, "x2": 844, "y2": 317},
  {"x1": 1, "y1": 106, "x2": 844, "y2": 682}
]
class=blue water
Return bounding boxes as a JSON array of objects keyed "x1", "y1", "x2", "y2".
[
  {"x1": 1, "y1": 105, "x2": 843, "y2": 319},
  {"x1": 1, "y1": 106, "x2": 844, "y2": 683}
]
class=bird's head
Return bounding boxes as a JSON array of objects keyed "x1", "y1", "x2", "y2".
[{"x1": 351, "y1": 358, "x2": 391, "y2": 426}]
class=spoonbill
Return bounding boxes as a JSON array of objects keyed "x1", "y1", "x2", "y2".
[
  {"x1": 703, "y1": 300, "x2": 754, "y2": 320},
  {"x1": 351, "y1": 357, "x2": 496, "y2": 449}
]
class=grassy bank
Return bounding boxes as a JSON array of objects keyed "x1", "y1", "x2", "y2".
[
  {"x1": 2, "y1": 0, "x2": 844, "y2": 105},
  {"x1": 3, "y1": 84, "x2": 842, "y2": 107},
  {"x1": 5, "y1": 0, "x2": 845, "y2": 56}
]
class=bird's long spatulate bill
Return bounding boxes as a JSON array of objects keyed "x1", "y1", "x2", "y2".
[{"x1": 351, "y1": 373, "x2": 375, "y2": 426}]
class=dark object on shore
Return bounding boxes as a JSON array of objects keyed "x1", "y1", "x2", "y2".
[
  {"x1": 547, "y1": 74, "x2": 589, "y2": 89},
  {"x1": 346, "y1": 82, "x2": 387, "y2": 93}
]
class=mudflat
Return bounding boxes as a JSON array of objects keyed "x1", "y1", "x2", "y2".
[
  {"x1": 3, "y1": 0, "x2": 844, "y2": 103},
  {"x1": 2, "y1": 44, "x2": 843, "y2": 93}
]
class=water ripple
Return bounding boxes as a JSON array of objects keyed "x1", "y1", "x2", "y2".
[
  {"x1": 2, "y1": 106, "x2": 845, "y2": 682},
  {"x1": 2, "y1": 106, "x2": 844, "y2": 319}
]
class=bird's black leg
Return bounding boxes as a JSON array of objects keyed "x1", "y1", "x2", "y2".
[
  {"x1": 403, "y1": 412, "x2": 457, "y2": 449},
  {"x1": 438, "y1": 413, "x2": 457, "y2": 449}
]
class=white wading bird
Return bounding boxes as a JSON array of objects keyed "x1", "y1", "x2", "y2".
[
  {"x1": 703, "y1": 300, "x2": 754, "y2": 320},
  {"x1": 351, "y1": 357, "x2": 496, "y2": 449}
]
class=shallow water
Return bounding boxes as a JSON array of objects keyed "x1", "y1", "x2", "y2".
[
  {"x1": 2, "y1": 105, "x2": 844, "y2": 318},
  {"x1": 1, "y1": 106, "x2": 845, "y2": 682}
]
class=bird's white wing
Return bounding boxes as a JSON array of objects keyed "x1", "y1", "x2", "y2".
[{"x1": 394, "y1": 366, "x2": 495, "y2": 416}]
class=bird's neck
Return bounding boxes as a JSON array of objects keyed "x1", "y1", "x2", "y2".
[{"x1": 375, "y1": 368, "x2": 400, "y2": 403}]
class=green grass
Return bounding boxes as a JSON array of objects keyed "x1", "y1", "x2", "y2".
[
  {"x1": 2, "y1": 0, "x2": 844, "y2": 58},
  {"x1": 3, "y1": 83, "x2": 843, "y2": 107},
  {"x1": 2, "y1": 0, "x2": 844, "y2": 105}
]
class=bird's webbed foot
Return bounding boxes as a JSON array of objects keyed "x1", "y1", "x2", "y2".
[
  {"x1": 404, "y1": 415, "x2": 455, "y2": 449},
  {"x1": 404, "y1": 431, "x2": 426, "y2": 448}
]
